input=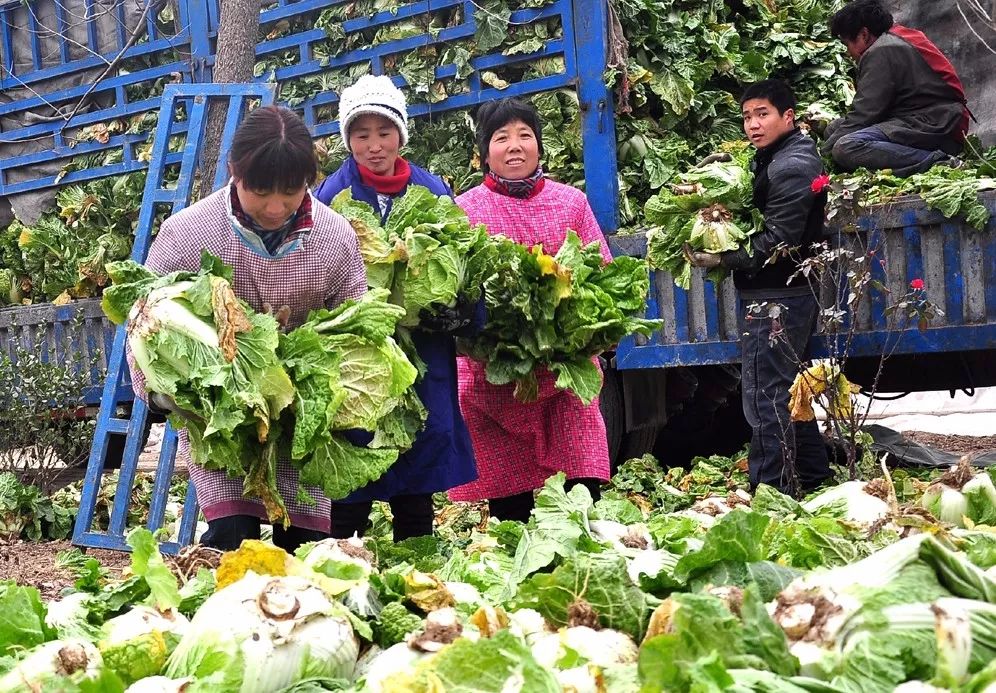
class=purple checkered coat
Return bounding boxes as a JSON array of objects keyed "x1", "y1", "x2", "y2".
[{"x1": 128, "y1": 186, "x2": 366, "y2": 531}]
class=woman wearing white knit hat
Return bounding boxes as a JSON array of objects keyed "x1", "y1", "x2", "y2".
[{"x1": 315, "y1": 74, "x2": 480, "y2": 542}]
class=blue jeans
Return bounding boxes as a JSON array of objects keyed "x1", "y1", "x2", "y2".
[
  {"x1": 739, "y1": 294, "x2": 831, "y2": 495},
  {"x1": 831, "y1": 126, "x2": 949, "y2": 178}
]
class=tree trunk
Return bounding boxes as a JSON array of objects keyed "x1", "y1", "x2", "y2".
[{"x1": 198, "y1": 0, "x2": 261, "y2": 199}]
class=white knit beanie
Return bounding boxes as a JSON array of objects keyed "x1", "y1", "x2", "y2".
[{"x1": 338, "y1": 74, "x2": 409, "y2": 151}]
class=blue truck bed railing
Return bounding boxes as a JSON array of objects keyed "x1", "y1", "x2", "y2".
[
  {"x1": 0, "y1": 298, "x2": 127, "y2": 405},
  {"x1": 610, "y1": 191, "x2": 996, "y2": 369}
]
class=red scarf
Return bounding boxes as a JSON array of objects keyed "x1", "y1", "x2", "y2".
[
  {"x1": 889, "y1": 25, "x2": 970, "y2": 141},
  {"x1": 357, "y1": 157, "x2": 412, "y2": 194}
]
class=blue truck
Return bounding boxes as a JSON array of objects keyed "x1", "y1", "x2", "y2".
[{"x1": 0, "y1": 0, "x2": 994, "y2": 547}]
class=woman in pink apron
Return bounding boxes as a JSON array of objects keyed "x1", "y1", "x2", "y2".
[{"x1": 448, "y1": 98, "x2": 612, "y2": 522}]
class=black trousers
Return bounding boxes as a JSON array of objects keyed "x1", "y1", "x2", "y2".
[
  {"x1": 488, "y1": 477, "x2": 603, "y2": 523},
  {"x1": 200, "y1": 515, "x2": 326, "y2": 553},
  {"x1": 739, "y1": 293, "x2": 831, "y2": 495},
  {"x1": 330, "y1": 493, "x2": 435, "y2": 542}
]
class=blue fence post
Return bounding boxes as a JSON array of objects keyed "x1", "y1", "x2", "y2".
[
  {"x1": 186, "y1": 0, "x2": 214, "y2": 82},
  {"x1": 572, "y1": 0, "x2": 619, "y2": 234}
]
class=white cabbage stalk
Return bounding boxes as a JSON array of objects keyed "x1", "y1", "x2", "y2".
[
  {"x1": 124, "y1": 676, "x2": 193, "y2": 692},
  {"x1": 893, "y1": 683, "x2": 949, "y2": 693},
  {"x1": 299, "y1": 537, "x2": 374, "y2": 573},
  {"x1": 343, "y1": 581, "x2": 382, "y2": 618},
  {"x1": 445, "y1": 581, "x2": 483, "y2": 607},
  {"x1": 508, "y1": 608, "x2": 554, "y2": 646},
  {"x1": 789, "y1": 640, "x2": 838, "y2": 679},
  {"x1": 770, "y1": 534, "x2": 928, "y2": 648},
  {"x1": 920, "y1": 459, "x2": 996, "y2": 528},
  {"x1": 556, "y1": 663, "x2": 604, "y2": 693},
  {"x1": 167, "y1": 573, "x2": 358, "y2": 692},
  {"x1": 921, "y1": 485, "x2": 970, "y2": 526},
  {"x1": 353, "y1": 642, "x2": 429, "y2": 692},
  {"x1": 802, "y1": 480, "x2": 891, "y2": 525},
  {"x1": 626, "y1": 549, "x2": 679, "y2": 586},
  {"x1": 299, "y1": 537, "x2": 379, "y2": 616},
  {"x1": 103, "y1": 605, "x2": 190, "y2": 645},
  {"x1": 408, "y1": 607, "x2": 474, "y2": 652},
  {"x1": 690, "y1": 495, "x2": 735, "y2": 517},
  {"x1": 933, "y1": 598, "x2": 973, "y2": 687},
  {"x1": 44, "y1": 593, "x2": 102, "y2": 640},
  {"x1": 530, "y1": 627, "x2": 639, "y2": 671},
  {"x1": 589, "y1": 521, "x2": 654, "y2": 554},
  {"x1": 128, "y1": 281, "x2": 221, "y2": 390},
  {"x1": 963, "y1": 474, "x2": 996, "y2": 520},
  {"x1": 676, "y1": 508, "x2": 719, "y2": 528},
  {"x1": 0, "y1": 640, "x2": 103, "y2": 690},
  {"x1": 129, "y1": 282, "x2": 218, "y2": 348},
  {"x1": 838, "y1": 598, "x2": 996, "y2": 685},
  {"x1": 839, "y1": 598, "x2": 996, "y2": 653}
]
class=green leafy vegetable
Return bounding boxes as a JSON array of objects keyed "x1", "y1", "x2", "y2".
[{"x1": 458, "y1": 231, "x2": 661, "y2": 404}]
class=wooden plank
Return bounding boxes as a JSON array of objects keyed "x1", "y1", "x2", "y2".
[
  {"x1": 701, "y1": 279, "x2": 720, "y2": 340},
  {"x1": 656, "y1": 270, "x2": 678, "y2": 344},
  {"x1": 941, "y1": 222, "x2": 964, "y2": 325},
  {"x1": 962, "y1": 227, "x2": 986, "y2": 323},
  {"x1": 687, "y1": 269, "x2": 707, "y2": 342},
  {"x1": 920, "y1": 224, "x2": 947, "y2": 327},
  {"x1": 720, "y1": 277, "x2": 739, "y2": 340},
  {"x1": 884, "y1": 230, "x2": 906, "y2": 329}
]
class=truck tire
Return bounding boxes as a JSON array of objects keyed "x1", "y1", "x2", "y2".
[
  {"x1": 599, "y1": 364, "x2": 625, "y2": 466},
  {"x1": 653, "y1": 365, "x2": 748, "y2": 468},
  {"x1": 601, "y1": 364, "x2": 664, "y2": 472}
]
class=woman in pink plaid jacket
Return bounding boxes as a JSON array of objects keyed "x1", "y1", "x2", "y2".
[{"x1": 448, "y1": 98, "x2": 612, "y2": 521}]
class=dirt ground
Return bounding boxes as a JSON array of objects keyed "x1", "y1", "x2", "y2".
[
  {"x1": 0, "y1": 540, "x2": 134, "y2": 600},
  {"x1": 3, "y1": 431, "x2": 995, "y2": 597},
  {"x1": 903, "y1": 431, "x2": 996, "y2": 456}
]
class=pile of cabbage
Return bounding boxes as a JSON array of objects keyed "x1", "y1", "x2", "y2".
[
  {"x1": 645, "y1": 145, "x2": 759, "y2": 289},
  {"x1": 3, "y1": 450, "x2": 995, "y2": 693},
  {"x1": 102, "y1": 254, "x2": 424, "y2": 525}
]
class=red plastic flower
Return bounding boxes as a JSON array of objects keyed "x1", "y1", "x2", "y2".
[
  {"x1": 910, "y1": 278, "x2": 925, "y2": 290},
  {"x1": 810, "y1": 173, "x2": 831, "y2": 193}
]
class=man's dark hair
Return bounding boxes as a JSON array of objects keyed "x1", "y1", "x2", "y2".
[
  {"x1": 228, "y1": 105, "x2": 318, "y2": 192},
  {"x1": 830, "y1": 0, "x2": 894, "y2": 40},
  {"x1": 474, "y1": 98, "x2": 544, "y2": 173},
  {"x1": 739, "y1": 79, "x2": 797, "y2": 115}
]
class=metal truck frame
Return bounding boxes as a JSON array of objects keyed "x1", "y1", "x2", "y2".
[{"x1": 0, "y1": 0, "x2": 992, "y2": 551}]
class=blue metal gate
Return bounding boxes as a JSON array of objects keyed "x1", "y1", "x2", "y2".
[
  {"x1": 2, "y1": 0, "x2": 618, "y2": 224},
  {"x1": 0, "y1": 0, "x2": 211, "y2": 195}
]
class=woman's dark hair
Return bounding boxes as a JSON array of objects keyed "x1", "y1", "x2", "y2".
[
  {"x1": 830, "y1": 0, "x2": 894, "y2": 40},
  {"x1": 228, "y1": 105, "x2": 318, "y2": 192},
  {"x1": 474, "y1": 98, "x2": 544, "y2": 173},
  {"x1": 740, "y1": 79, "x2": 797, "y2": 115}
]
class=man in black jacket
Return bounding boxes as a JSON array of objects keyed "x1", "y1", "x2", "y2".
[
  {"x1": 687, "y1": 79, "x2": 831, "y2": 496},
  {"x1": 822, "y1": 0, "x2": 967, "y2": 177}
]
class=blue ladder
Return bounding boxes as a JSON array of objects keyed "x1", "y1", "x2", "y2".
[{"x1": 72, "y1": 83, "x2": 276, "y2": 554}]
